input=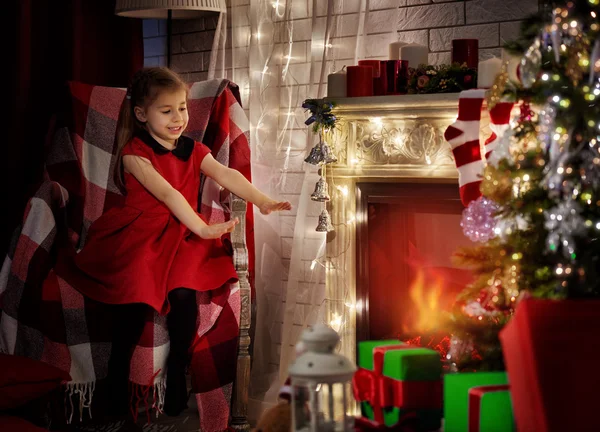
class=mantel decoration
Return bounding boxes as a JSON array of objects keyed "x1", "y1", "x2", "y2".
[
  {"x1": 303, "y1": 99, "x2": 340, "y2": 232},
  {"x1": 407, "y1": 63, "x2": 478, "y2": 95}
]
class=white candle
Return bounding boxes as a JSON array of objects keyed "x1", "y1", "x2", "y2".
[
  {"x1": 399, "y1": 43, "x2": 428, "y2": 68},
  {"x1": 327, "y1": 67, "x2": 347, "y2": 98},
  {"x1": 477, "y1": 57, "x2": 503, "y2": 88},
  {"x1": 389, "y1": 41, "x2": 408, "y2": 60}
]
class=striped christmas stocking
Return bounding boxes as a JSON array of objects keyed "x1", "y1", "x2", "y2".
[
  {"x1": 484, "y1": 101, "x2": 515, "y2": 160},
  {"x1": 444, "y1": 89, "x2": 486, "y2": 207}
]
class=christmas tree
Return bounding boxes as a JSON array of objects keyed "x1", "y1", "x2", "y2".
[{"x1": 447, "y1": 0, "x2": 600, "y2": 372}]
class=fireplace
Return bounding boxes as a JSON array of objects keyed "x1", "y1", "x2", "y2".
[
  {"x1": 324, "y1": 93, "x2": 489, "y2": 363},
  {"x1": 356, "y1": 182, "x2": 474, "y2": 343}
]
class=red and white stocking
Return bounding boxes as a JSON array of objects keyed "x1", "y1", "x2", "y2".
[
  {"x1": 484, "y1": 101, "x2": 514, "y2": 160},
  {"x1": 444, "y1": 89, "x2": 486, "y2": 207}
]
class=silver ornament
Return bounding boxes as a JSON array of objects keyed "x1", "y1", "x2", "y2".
[
  {"x1": 520, "y1": 38, "x2": 542, "y2": 89},
  {"x1": 310, "y1": 177, "x2": 330, "y2": 202},
  {"x1": 315, "y1": 209, "x2": 334, "y2": 232},
  {"x1": 544, "y1": 198, "x2": 586, "y2": 259}
]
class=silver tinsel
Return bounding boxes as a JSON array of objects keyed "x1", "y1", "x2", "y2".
[
  {"x1": 544, "y1": 198, "x2": 586, "y2": 259},
  {"x1": 520, "y1": 38, "x2": 542, "y2": 89},
  {"x1": 486, "y1": 128, "x2": 513, "y2": 168},
  {"x1": 538, "y1": 103, "x2": 557, "y2": 155},
  {"x1": 494, "y1": 215, "x2": 529, "y2": 241}
]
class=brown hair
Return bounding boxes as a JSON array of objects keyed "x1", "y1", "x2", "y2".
[{"x1": 114, "y1": 67, "x2": 188, "y2": 193}]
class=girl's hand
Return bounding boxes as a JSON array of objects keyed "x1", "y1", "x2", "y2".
[
  {"x1": 259, "y1": 199, "x2": 292, "y2": 215},
  {"x1": 198, "y1": 218, "x2": 239, "y2": 239}
]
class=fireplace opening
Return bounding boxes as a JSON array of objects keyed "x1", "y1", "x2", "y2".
[{"x1": 356, "y1": 182, "x2": 475, "y2": 343}]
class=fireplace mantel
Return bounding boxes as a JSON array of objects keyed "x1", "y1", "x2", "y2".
[{"x1": 323, "y1": 93, "x2": 474, "y2": 366}]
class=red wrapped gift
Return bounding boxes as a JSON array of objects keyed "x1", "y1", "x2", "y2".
[{"x1": 500, "y1": 298, "x2": 600, "y2": 432}]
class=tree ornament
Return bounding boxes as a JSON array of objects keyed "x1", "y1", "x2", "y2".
[
  {"x1": 545, "y1": 198, "x2": 586, "y2": 259},
  {"x1": 315, "y1": 209, "x2": 334, "y2": 232},
  {"x1": 304, "y1": 139, "x2": 338, "y2": 166},
  {"x1": 520, "y1": 38, "x2": 542, "y2": 89},
  {"x1": 310, "y1": 177, "x2": 330, "y2": 202},
  {"x1": 485, "y1": 62, "x2": 510, "y2": 110},
  {"x1": 460, "y1": 196, "x2": 499, "y2": 242}
]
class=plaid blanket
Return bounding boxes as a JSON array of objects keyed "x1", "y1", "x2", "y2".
[{"x1": 0, "y1": 79, "x2": 253, "y2": 432}]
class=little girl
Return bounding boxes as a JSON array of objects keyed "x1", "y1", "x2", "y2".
[{"x1": 72, "y1": 67, "x2": 291, "y2": 419}]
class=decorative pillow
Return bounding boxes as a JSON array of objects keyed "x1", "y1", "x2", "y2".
[{"x1": 0, "y1": 354, "x2": 71, "y2": 410}]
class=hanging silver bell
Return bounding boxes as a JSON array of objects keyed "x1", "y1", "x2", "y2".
[
  {"x1": 311, "y1": 177, "x2": 330, "y2": 202},
  {"x1": 321, "y1": 142, "x2": 338, "y2": 164},
  {"x1": 315, "y1": 209, "x2": 334, "y2": 232},
  {"x1": 304, "y1": 142, "x2": 324, "y2": 165}
]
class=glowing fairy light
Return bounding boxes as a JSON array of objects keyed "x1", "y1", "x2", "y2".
[{"x1": 311, "y1": 260, "x2": 317, "y2": 270}]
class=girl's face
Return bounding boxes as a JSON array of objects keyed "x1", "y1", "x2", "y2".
[{"x1": 134, "y1": 88, "x2": 189, "y2": 147}]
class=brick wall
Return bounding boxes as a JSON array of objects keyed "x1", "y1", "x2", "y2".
[{"x1": 142, "y1": 0, "x2": 538, "y2": 400}]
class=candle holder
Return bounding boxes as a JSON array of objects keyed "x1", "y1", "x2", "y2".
[{"x1": 452, "y1": 39, "x2": 479, "y2": 69}]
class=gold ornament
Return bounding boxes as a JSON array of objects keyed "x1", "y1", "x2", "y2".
[{"x1": 486, "y1": 62, "x2": 509, "y2": 110}]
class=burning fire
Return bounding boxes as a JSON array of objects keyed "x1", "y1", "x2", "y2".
[{"x1": 406, "y1": 267, "x2": 445, "y2": 334}]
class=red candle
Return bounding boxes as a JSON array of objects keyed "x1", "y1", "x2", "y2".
[
  {"x1": 358, "y1": 60, "x2": 387, "y2": 95},
  {"x1": 358, "y1": 60, "x2": 381, "y2": 77},
  {"x1": 347, "y1": 65, "x2": 374, "y2": 97},
  {"x1": 452, "y1": 39, "x2": 479, "y2": 69},
  {"x1": 384, "y1": 60, "x2": 409, "y2": 94}
]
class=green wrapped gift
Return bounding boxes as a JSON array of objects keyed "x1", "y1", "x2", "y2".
[
  {"x1": 468, "y1": 385, "x2": 515, "y2": 432},
  {"x1": 444, "y1": 371, "x2": 509, "y2": 432},
  {"x1": 354, "y1": 340, "x2": 443, "y2": 431}
]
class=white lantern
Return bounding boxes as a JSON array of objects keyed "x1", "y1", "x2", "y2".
[{"x1": 288, "y1": 324, "x2": 357, "y2": 432}]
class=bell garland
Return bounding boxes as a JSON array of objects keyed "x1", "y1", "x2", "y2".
[{"x1": 301, "y1": 98, "x2": 340, "y2": 232}]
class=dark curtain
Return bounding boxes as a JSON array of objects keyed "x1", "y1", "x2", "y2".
[{"x1": 3, "y1": 0, "x2": 143, "y2": 256}]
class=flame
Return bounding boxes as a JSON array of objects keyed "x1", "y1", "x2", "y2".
[{"x1": 408, "y1": 268, "x2": 444, "y2": 333}]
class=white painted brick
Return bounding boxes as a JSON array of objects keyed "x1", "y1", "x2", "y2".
[
  {"x1": 279, "y1": 85, "x2": 310, "y2": 108},
  {"x1": 281, "y1": 259, "x2": 291, "y2": 281},
  {"x1": 296, "y1": 282, "x2": 326, "y2": 304},
  {"x1": 306, "y1": 200, "x2": 324, "y2": 217},
  {"x1": 330, "y1": 36, "x2": 357, "y2": 61},
  {"x1": 144, "y1": 56, "x2": 160, "y2": 67},
  {"x1": 158, "y1": 19, "x2": 167, "y2": 36},
  {"x1": 316, "y1": 0, "x2": 361, "y2": 16},
  {"x1": 204, "y1": 15, "x2": 219, "y2": 30},
  {"x1": 284, "y1": 150, "x2": 308, "y2": 172},
  {"x1": 286, "y1": 63, "x2": 312, "y2": 85},
  {"x1": 228, "y1": 6, "x2": 250, "y2": 27},
  {"x1": 366, "y1": 9, "x2": 400, "y2": 34},
  {"x1": 172, "y1": 18, "x2": 204, "y2": 34},
  {"x1": 407, "y1": 0, "x2": 432, "y2": 5},
  {"x1": 281, "y1": 194, "x2": 300, "y2": 215},
  {"x1": 231, "y1": 25, "x2": 251, "y2": 48},
  {"x1": 372, "y1": 0, "x2": 407, "y2": 9},
  {"x1": 479, "y1": 48, "x2": 502, "y2": 60},
  {"x1": 281, "y1": 236, "x2": 293, "y2": 259},
  {"x1": 224, "y1": 47, "x2": 250, "y2": 69},
  {"x1": 398, "y1": 2, "x2": 464, "y2": 31},
  {"x1": 180, "y1": 31, "x2": 215, "y2": 53},
  {"x1": 183, "y1": 71, "x2": 209, "y2": 83},
  {"x1": 500, "y1": 21, "x2": 523, "y2": 44},
  {"x1": 280, "y1": 173, "x2": 305, "y2": 194},
  {"x1": 364, "y1": 33, "x2": 396, "y2": 58},
  {"x1": 466, "y1": 0, "x2": 538, "y2": 25},
  {"x1": 143, "y1": 36, "x2": 167, "y2": 57},
  {"x1": 279, "y1": 41, "x2": 308, "y2": 64},
  {"x1": 430, "y1": 24, "x2": 499, "y2": 52},
  {"x1": 280, "y1": 130, "x2": 310, "y2": 152},
  {"x1": 280, "y1": 216, "x2": 296, "y2": 238},
  {"x1": 143, "y1": 19, "x2": 160, "y2": 38},
  {"x1": 170, "y1": 52, "x2": 203, "y2": 73},
  {"x1": 396, "y1": 29, "x2": 429, "y2": 46},
  {"x1": 429, "y1": 51, "x2": 451, "y2": 65},
  {"x1": 291, "y1": 0, "x2": 309, "y2": 19},
  {"x1": 171, "y1": 35, "x2": 182, "y2": 54}
]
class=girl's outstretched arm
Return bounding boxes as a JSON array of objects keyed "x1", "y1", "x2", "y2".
[
  {"x1": 200, "y1": 154, "x2": 292, "y2": 214},
  {"x1": 123, "y1": 155, "x2": 238, "y2": 238}
]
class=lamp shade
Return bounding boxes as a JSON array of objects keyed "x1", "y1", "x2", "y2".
[{"x1": 115, "y1": 0, "x2": 226, "y2": 19}]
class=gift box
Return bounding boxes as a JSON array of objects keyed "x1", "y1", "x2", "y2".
[
  {"x1": 444, "y1": 371, "x2": 508, "y2": 432},
  {"x1": 500, "y1": 298, "x2": 600, "y2": 432},
  {"x1": 354, "y1": 340, "x2": 443, "y2": 431},
  {"x1": 468, "y1": 385, "x2": 515, "y2": 432}
]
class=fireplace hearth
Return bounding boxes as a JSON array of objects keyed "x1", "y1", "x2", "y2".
[{"x1": 324, "y1": 93, "x2": 489, "y2": 363}]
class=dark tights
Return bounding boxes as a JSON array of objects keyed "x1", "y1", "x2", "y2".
[{"x1": 107, "y1": 288, "x2": 198, "y2": 416}]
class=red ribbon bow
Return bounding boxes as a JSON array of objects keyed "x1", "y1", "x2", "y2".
[{"x1": 352, "y1": 345, "x2": 443, "y2": 425}]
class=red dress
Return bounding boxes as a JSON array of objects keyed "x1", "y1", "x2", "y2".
[{"x1": 73, "y1": 131, "x2": 239, "y2": 315}]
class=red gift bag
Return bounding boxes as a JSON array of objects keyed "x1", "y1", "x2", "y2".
[{"x1": 499, "y1": 298, "x2": 600, "y2": 432}]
